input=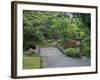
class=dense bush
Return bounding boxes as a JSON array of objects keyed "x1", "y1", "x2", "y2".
[
  {"x1": 82, "y1": 48, "x2": 90, "y2": 57},
  {"x1": 64, "y1": 48, "x2": 80, "y2": 58},
  {"x1": 24, "y1": 41, "x2": 36, "y2": 51},
  {"x1": 24, "y1": 51, "x2": 37, "y2": 57},
  {"x1": 80, "y1": 44, "x2": 90, "y2": 57}
]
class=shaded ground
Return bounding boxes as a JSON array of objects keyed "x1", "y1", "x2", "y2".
[{"x1": 39, "y1": 47, "x2": 90, "y2": 68}]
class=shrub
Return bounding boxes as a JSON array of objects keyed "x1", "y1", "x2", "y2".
[
  {"x1": 24, "y1": 41, "x2": 36, "y2": 51},
  {"x1": 24, "y1": 51, "x2": 38, "y2": 57},
  {"x1": 64, "y1": 48, "x2": 80, "y2": 58},
  {"x1": 24, "y1": 52, "x2": 31, "y2": 56},
  {"x1": 80, "y1": 44, "x2": 90, "y2": 57},
  {"x1": 80, "y1": 37, "x2": 91, "y2": 57}
]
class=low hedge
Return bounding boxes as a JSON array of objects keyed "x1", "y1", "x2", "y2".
[
  {"x1": 24, "y1": 51, "x2": 37, "y2": 57},
  {"x1": 64, "y1": 48, "x2": 80, "y2": 58}
]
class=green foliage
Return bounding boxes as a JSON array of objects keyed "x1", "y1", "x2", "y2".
[
  {"x1": 81, "y1": 46, "x2": 90, "y2": 57},
  {"x1": 64, "y1": 48, "x2": 80, "y2": 58},
  {"x1": 80, "y1": 37, "x2": 91, "y2": 57},
  {"x1": 24, "y1": 41, "x2": 36, "y2": 51},
  {"x1": 23, "y1": 10, "x2": 91, "y2": 57},
  {"x1": 24, "y1": 51, "x2": 37, "y2": 57},
  {"x1": 66, "y1": 23, "x2": 78, "y2": 38}
]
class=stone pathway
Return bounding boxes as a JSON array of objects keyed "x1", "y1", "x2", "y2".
[{"x1": 39, "y1": 47, "x2": 90, "y2": 68}]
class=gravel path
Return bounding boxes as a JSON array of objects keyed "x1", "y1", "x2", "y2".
[{"x1": 39, "y1": 47, "x2": 90, "y2": 68}]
